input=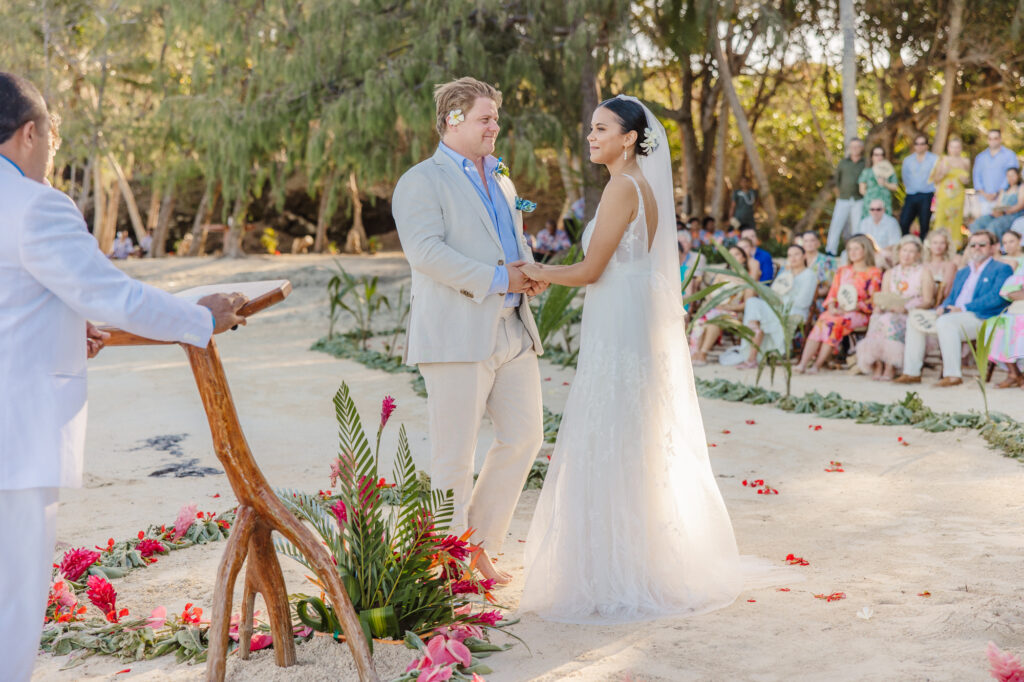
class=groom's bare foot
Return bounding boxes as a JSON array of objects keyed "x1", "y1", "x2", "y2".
[{"x1": 470, "y1": 547, "x2": 512, "y2": 585}]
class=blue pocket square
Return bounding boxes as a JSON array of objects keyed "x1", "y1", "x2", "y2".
[{"x1": 515, "y1": 197, "x2": 537, "y2": 212}]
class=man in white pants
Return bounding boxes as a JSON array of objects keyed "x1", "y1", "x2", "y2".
[
  {"x1": 392, "y1": 77, "x2": 545, "y2": 584},
  {"x1": 0, "y1": 72, "x2": 247, "y2": 681},
  {"x1": 826, "y1": 138, "x2": 865, "y2": 256},
  {"x1": 895, "y1": 230, "x2": 1013, "y2": 387}
]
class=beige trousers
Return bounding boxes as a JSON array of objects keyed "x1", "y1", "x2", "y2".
[
  {"x1": 418, "y1": 308, "x2": 543, "y2": 553},
  {"x1": 903, "y1": 311, "x2": 983, "y2": 378}
]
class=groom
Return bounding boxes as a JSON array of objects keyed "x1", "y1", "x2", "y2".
[{"x1": 392, "y1": 77, "x2": 544, "y2": 583}]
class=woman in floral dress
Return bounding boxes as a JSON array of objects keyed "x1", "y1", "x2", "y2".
[
  {"x1": 690, "y1": 245, "x2": 753, "y2": 365},
  {"x1": 858, "y1": 146, "x2": 899, "y2": 219},
  {"x1": 857, "y1": 235, "x2": 934, "y2": 380},
  {"x1": 796, "y1": 235, "x2": 882, "y2": 374},
  {"x1": 928, "y1": 136, "x2": 970, "y2": 250},
  {"x1": 989, "y1": 260, "x2": 1024, "y2": 389}
]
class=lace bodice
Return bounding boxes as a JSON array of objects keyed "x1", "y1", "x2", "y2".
[{"x1": 581, "y1": 175, "x2": 651, "y2": 275}]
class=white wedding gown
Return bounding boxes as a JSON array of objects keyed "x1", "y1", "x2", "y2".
[{"x1": 521, "y1": 175, "x2": 743, "y2": 623}]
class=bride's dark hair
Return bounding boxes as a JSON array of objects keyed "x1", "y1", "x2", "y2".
[{"x1": 598, "y1": 97, "x2": 649, "y2": 157}]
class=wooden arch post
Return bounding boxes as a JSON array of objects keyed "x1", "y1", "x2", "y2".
[{"x1": 101, "y1": 280, "x2": 379, "y2": 682}]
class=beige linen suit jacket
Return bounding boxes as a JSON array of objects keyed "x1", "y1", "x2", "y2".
[{"x1": 393, "y1": 148, "x2": 543, "y2": 364}]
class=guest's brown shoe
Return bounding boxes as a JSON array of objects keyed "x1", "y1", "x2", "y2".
[
  {"x1": 893, "y1": 374, "x2": 922, "y2": 384},
  {"x1": 996, "y1": 377, "x2": 1024, "y2": 389},
  {"x1": 936, "y1": 377, "x2": 963, "y2": 387}
]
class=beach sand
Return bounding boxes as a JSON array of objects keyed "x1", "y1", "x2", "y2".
[{"x1": 31, "y1": 254, "x2": 1024, "y2": 682}]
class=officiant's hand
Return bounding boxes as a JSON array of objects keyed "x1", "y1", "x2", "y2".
[
  {"x1": 199, "y1": 292, "x2": 249, "y2": 333},
  {"x1": 86, "y1": 322, "x2": 110, "y2": 358}
]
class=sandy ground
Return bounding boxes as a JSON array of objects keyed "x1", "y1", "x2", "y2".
[{"x1": 31, "y1": 253, "x2": 1024, "y2": 682}]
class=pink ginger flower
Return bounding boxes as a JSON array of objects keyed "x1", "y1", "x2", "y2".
[
  {"x1": 380, "y1": 396, "x2": 397, "y2": 429},
  {"x1": 988, "y1": 642, "x2": 1024, "y2": 682},
  {"x1": 331, "y1": 499, "x2": 348, "y2": 526},
  {"x1": 86, "y1": 575, "x2": 126, "y2": 622},
  {"x1": 59, "y1": 547, "x2": 101, "y2": 581},
  {"x1": 470, "y1": 610, "x2": 503, "y2": 626},
  {"x1": 450, "y1": 579, "x2": 495, "y2": 595},
  {"x1": 136, "y1": 538, "x2": 167, "y2": 558},
  {"x1": 173, "y1": 502, "x2": 198, "y2": 541},
  {"x1": 435, "y1": 534, "x2": 471, "y2": 561}
]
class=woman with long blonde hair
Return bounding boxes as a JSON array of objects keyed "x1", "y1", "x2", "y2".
[{"x1": 923, "y1": 229, "x2": 958, "y2": 304}]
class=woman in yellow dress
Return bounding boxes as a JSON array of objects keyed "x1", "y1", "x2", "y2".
[{"x1": 928, "y1": 136, "x2": 971, "y2": 250}]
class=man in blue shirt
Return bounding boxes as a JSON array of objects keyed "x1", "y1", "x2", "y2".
[
  {"x1": 740, "y1": 226, "x2": 774, "y2": 282},
  {"x1": 899, "y1": 133, "x2": 938, "y2": 237},
  {"x1": 973, "y1": 129, "x2": 1020, "y2": 217}
]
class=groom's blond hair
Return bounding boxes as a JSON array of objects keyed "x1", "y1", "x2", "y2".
[{"x1": 434, "y1": 77, "x2": 502, "y2": 137}]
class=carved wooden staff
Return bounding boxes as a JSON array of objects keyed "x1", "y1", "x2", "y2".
[{"x1": 101, "y1": 280, "x2": 379, "y2": 682}]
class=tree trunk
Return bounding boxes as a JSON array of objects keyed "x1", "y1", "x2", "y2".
[
  {"x1": 314, "y1": 169, "x2": 338, "y2": 254},
  {"x1": 840, "y1": 0, "x2": 858, "y2": 142},
  {"x1": 556, "y1": 144, "x2": 580, "y2": 222},
  {"x1": 77, "y1": 156, "x2": 93, "y2": 214},
  {"x1": 711, "y1": 98, "x2": 729, "y2": 223},
  {"x1": 188, "y1": 185, "x2": 213, "y2": 257},
  {"x1": 932, "y1": 0, "x2": 965, "y2": 154},
  {"x1": 96, "y1": 177, "x2": 120, "y2": 254},
  {"x1": 793, "y1": 180, "x2": 837, "y2": 233},
  {"x1": 146, "y1": 181, "x2": 162, "y2": 231},
  {"x1": 107, "y1": 154, "x2": 146, "y2": 244},
  {"x1": 91, "y1": 159, "x2": 105, "y2": 243},
  {"x1": 223, "y1": 197, "x2": 248, "y2": 258},
  {"x1": 152, "y1": 187, "x2": 176, "y2": 257},
  {"x1": 343, "y1": 171, "x2": 367, "y2": 254},
  {"x1": 712, "y1": 36, "x2": 779, "y2": 228},
  {"x1": 579, "y1": 48, "x2": 603, "y2": 223}
]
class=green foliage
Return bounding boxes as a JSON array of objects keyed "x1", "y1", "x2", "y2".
[
  {"x1": 326, "y1": 262, "x2": 390, "y2": 347},
  {"x1": 383, "y1": 285, "x2": 412, "y2": 361},
  {"x1": 530, "y1": 247, "x2": 584, "y2": 366},
  {"x1": 40, "y1": 619, "x2": 212, "y2": 667},
  {"x1": 963, "y1": 318, "x2": 997, "y2": 419},
  {"x1": 275, "y1": 383, "x2": 488, "y2": 641}
]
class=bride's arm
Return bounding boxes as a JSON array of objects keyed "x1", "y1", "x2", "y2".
[{"x1": 520, "y1": 178, "x2": 636, "y2": 287}]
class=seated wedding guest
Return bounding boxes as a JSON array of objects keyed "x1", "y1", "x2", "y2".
[
  {"x1": 895, "y1": 230, "x2": 1013, "y2": 387},
  {"x1": 678, "y1": 230, "x2": 700, "y2": 287},
  {"x1": 740, "y1": 226, "x2": 774, "y2": 281},
  {"x1": 109, "y1": 230, "x2": 133, "y2": 259},
  {"x1": 856, "y1": 235, "x2": 934, "y2": 381},
  {"x1": 736, "y1": 236, "x2": 763, "y2": 281},
  {"x1": 0, "y1": 71, "x2": 247, "y2": 682},
  {"x1": 702, "y1": 216, "x2": 721, "y2": 243},
  {"x1": 139, "y1": 228, "x2": 154, "y2": 257},
  {"x1": 856, "y1": 198, "x2": 901, "y2": 265},
  {"x1": 998, "y1": 229, "x2": 1024, "y2": 270},
  {"x1": 690, "y1": 245, "x2": 754, "y2": 366},
  {"x1": 737, "y1": 243, "x2": 816, "y2": 369},
  {"x1": 972, "y1": 128, "x2": 1020, "y2": 217},
  {"x1": 988, "y1": 257, "x2": 1024, "y2": 388},
  {"x1": 795, "y1": 235, "x2": 882, "y2": 374},
  {"x1": 923, "y1": 229, "x2": 958, "y2": 303},
  {"x1": 970, "y1": 167, "x2": 1024, "y2": 239},
  {"x1": 802, "y1": 229, "x2": 836, "y2": 307},
  {"x1": 533, "y1": 219, "x2": 571, "y2": 261}
]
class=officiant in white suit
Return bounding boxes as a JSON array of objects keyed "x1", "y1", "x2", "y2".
[
  {"x1": 392, "y1": 77, "x2": 545, "y2": 584},
  {"x1": 0, "y1": 72, "x2": 247, "y2": 681}
]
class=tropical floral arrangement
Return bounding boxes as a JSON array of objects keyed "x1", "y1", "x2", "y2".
[{"x1": 275, "y1": 384, "x2": 507, "y2": 657}]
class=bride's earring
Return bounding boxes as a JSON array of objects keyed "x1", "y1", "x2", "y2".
[{"x1": 623, "y1": 148, "x2": 627, "y2": 161}]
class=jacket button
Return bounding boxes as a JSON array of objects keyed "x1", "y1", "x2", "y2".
[{"x1": 498, "y1": 259, "x2": 505, "y2": 266}]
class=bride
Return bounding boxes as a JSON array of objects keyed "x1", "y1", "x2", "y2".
[{"x1": 518, "y1": 96, "x2": 742, "y2": 623}]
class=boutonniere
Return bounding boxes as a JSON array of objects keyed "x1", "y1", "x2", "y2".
[
  {"x1": 515, "y1": 197, "x2": 537, "y2": 212},
  {"x1": 493, "y1": 157, "x2": 510, "y2": 178}
]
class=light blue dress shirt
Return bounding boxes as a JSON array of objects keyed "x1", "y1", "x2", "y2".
[
  {"x1": 973, "y1": 146, "x2": 1020, "y2": 194},
  {"x1": 901, "y1": 151, "x2": 937, "y2": 194},
  {"x1": 438, "y1": 143, "x2": 521, "y2": 307}
]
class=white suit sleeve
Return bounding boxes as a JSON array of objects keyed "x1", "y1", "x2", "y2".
[
  {"x1": 19, "y1": 189, "x2": 213, "y2": 347},
  {"x1": 393, "y1": 170, "x2": 497, "y2": 303}
]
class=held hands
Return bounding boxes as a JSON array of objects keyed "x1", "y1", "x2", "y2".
[
  {"x1": 86, "y1": 322, "x2": 110, "y2": 359},
  {"x1": 199, "y1": 292, "x2": 249, "y2": 333},
  {"x1": 507, "y1": 261, "x2": 548, "y2": 296}
]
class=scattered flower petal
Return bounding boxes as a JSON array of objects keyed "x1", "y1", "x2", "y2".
[{"x1": 857, "y1": 606, "x2": 874, "y2": 620}]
